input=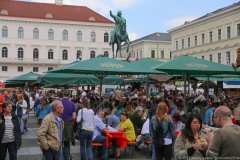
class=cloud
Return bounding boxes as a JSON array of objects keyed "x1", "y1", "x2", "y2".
[
  {"x1": 164, "y1": 16, "x2": 199, "y2": 28},
  {"x1": 24, "y1": 0, "x2": 138, "y2": 16},
  {"x1": 128, "y1": 33, "x2": 138, "y2": 41}
]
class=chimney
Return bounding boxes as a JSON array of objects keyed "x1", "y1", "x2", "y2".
[{"x1": 55, "y1": 0, "x2": 63, "y2": 5}]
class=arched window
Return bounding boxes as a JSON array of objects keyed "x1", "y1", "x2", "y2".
[
  {"x1": 63, "y1": 30, "x2": 68, "y2": 41},
  {"x1": 2, "y1": 47, "x2": 8, "y2": 57},
  {"x1": 90, "y1": 50, "x2": 95, "y2": 58},
  {"x1": 33, "y1": 48, "x2": 39, "y2": 61},
  {"x1": 77, "y1": 31, "x2": 82, "y2": 41},
  {"x1": 62, "y1": 50, "x2": 68, "y2": 60},
  {"x1": 18, "y1": 48, "x2": 24, "y2": 60},
  {"x1": 33, "y1": 28, "x2": 39, "y2": 39},
  {"x1": 48, "y1": 49, "x2": 53, "y2": 59},
  {"x1": 91, "y1": 32, "x2": 96, "y2": 42},
  {"x1": 104, "y1": 33, "x2": 109, "y2": 42},
  {"x1": 104, "y1": 51, "x2": 109, "y2": 57},
  {"x1": 2, "y1": 26, "x2": 8, "y2": 37},
  {"x1": 18, "y1": 27, "x2": 24, "y2": 38},
  {"x1": 77, "y1": 50, "x2": 82, "y2": 60},
  {"x1": 48, "y1": 29, "x2": 54, "y2": 40}
]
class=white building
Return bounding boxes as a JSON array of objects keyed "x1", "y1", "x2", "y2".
[{"x1": 0, "y1": 0, "x2": 114, "y2": 80}]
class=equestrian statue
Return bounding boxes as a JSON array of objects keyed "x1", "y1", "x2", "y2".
[{"x1": 109, "y1": 10, "x2": 131, "y2": 58}]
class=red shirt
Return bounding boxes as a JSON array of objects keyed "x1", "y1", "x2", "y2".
[{"x1": 0, "y1": 94, "x2": 5, "y2": 113}]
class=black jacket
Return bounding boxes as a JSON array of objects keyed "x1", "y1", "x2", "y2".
[{"x1": 0, "y1": 112, "x2": 22, "y2": 149}]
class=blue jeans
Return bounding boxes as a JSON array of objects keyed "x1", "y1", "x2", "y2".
[
  {"x1": 93, "y1": 135, "x2": 108, "y2": 158},
  {"x1": 150, "y1": 137, "x2": 156, "y2": 160},
  {"x1": 63, "y1": 141, "x2": 70, "y2": 160},
  {"x1": 18, "y1": 117, "x2": 24, "y2": 132},
  {"x1": 79, "y1": 130, "x2": 93, "y2": 160},
  {"x1": 43, "y1": 147, "x2": 62, "y2": 160},
  {"x1": 136, "y1": 134, "x2": 151, "y2": 146}
]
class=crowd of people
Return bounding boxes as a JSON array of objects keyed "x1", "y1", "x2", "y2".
[{"x1": 0, "y1": 87, "x2": 240, "y2": 160}]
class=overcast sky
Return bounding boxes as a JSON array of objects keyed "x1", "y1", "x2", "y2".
[{"x1": 24, "y1": 0, "x2": 238, "y2": 41}]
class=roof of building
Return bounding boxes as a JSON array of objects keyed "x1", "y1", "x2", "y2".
[
  {"x1": 122, "y1": 32, "x2": 171, "y2": 46},
  {"x1": 0, "y1": 0, "x2": 114, "y2": 24},
  {"x1": 192, "y1": 1, "x2": 240, "y2": 22}
]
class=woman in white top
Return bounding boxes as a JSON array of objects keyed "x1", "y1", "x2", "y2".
[
  {"x1": 76, "y1": 99, "x2": 95, "y2": 160},
  {"x1": 15, "y1": 94, "x2": 28, "y2": 134}
]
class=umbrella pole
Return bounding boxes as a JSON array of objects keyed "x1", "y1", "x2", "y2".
[
  {"x1": 99, "y1": 77, "x2": 103, "y2": 107},
  {"x1": 184, "y1": 72, "x2": 187, "y2": 111},
  {"x1": 146, "y1": 74, "x2": 149, "y2": 98},
  {"x1": 188, "y1": 77, "x2": 190, "y2": 97},
  {"x1": 207, "y1": 75, "x2": 210, "y2": 108}
]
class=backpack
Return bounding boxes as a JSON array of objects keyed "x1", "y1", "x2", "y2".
[{"x1": 153, "y1": 116, "x2": 168, "y2": 147}]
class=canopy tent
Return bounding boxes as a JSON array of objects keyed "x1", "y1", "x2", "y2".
[
  {"x1": 5, "y1": 72, "x2": 41, "y2": 81},
  {"x1": 155, "y1": 55, "x2": 240, "y2": 108},
  {"x1": 47, "y1": 55, "x2": 165, "y2": 104},
  {"x1": 37, "y1": 73, "x2": 124, "y2": 86}
]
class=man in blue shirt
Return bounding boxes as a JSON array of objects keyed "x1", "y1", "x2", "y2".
[
  {"x1": 169, "y1": 101, "x2": 178, "y2": 117},
  {"x1": 61, "y1": 90, "x2": 76, "y2": 160},
  {"x1": 104, "y1": 112, "x2": 120, "y2": 128},
  {"x1": 204, "y1": 106, "x2": 217, "y2": 126},
  {"x1": 92, "y1": 110, "x2": 108, "y2": 160}
]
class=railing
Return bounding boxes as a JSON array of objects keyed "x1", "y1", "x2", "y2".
[{"x1": 0, "y1": 57, "x2": 60, "y2": 64}]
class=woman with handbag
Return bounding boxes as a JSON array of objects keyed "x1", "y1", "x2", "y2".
[
  {"x1": 15, "y1": 94, "x2": 28, "y2": 134},
  {"x1": 0, "y1": 101, "x2": 21, "y2": 160},
  {"x1": 76, "y1": 99, "x2": 95, "y2": 160},
  {"x1": 150, "y1": 102, "x2": 176, "y2": 160},
  {"x1": 36, "y1": 97, "x2": 52, "y2": 126}
]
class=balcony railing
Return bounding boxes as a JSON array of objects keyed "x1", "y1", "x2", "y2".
[{"x1": 0, "y1": 57, "x2": 60, "y2": 64}]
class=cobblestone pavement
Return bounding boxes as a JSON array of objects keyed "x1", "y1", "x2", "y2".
[{"x1": 9, "y1": 113, "x2": 174, "y2": 160}]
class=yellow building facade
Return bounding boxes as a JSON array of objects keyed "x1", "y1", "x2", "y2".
[
  {"x1": 169, "y1": 2, "x2": 240, "y2": 65},
  {"x1": 119, "y1": 32, "x2": 172, "y2": 62}
]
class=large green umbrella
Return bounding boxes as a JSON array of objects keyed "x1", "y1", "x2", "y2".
[
  {"x1": 6, "y1": 72, "x2": 41, "y2": 81},
  {"x1": 133, "y1": 58, "x2": 163, "y2": 69},
  {"x1": 37, "y1": 73, "x2": 124, "y2": 86},
  {"x1": 47, "y1": 55, "x2": 165, "y2": 104},
  {"x1": 155, "y1": 55, "x2": 240, "y2": 107}
]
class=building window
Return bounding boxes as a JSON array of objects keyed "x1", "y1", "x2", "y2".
[
  {"x1": 151, "y1": 50, "x2": 155, "y2": 58},
  {"x1": 104, "y1": 51, "x2": 109, "y2": 57},
  {"x1": 63, "y1": 30, "x2": 68, "y2": 41},
  {"x1": 226, "y1": 51, "x2": 230, "y2": 65},
  {"x1": 194, "y1": 36, "x2": 197, "y2": 46},
  {"x1": 104, "y1": 33, "x2": 109, "y2": 42},
  {"x1": 182, "y1": 39, "x2": 184, "y2": 49},
  {"x1": 218, "y1": 29, "x2": 221, "y2": 41},
  {"x1": 209, "y1": 31, "x2": 213, "y2": 43},
  {"x1": 2, "y1": 26, "x2": 8, "y2": 37},
  {"x1": 48, "y1": 29, "x2": 54, "y2": 40},
  {"x1": 18, "y1": 48, "x2": 24, "y2": 60},
  {"x1": 161, "y1": 50, "x2": 164, "y2": 59},
  {"x1": 90, "y1": 50, "x2": 95, "y2": 58},
  {"x1": 218, "y1": 53, "x2": 221, "y2": 63},
  {"x1": 48, "y1": 49, "x2": 53, "y2": 59},
  {"x1": 2, "y1": 47, "x2": 8, "y2": 58},
  {"x1": 62, "y1": 50, "x2": 68, "y2": 60},
  {"x1": 202, "y1": 56, "x2": 204, "y2": 60},
  {"x1": 18, "y1": 66, "x2": 23, "y2": 72},
  {"x1": 237, "y1": 24, "x2": 240, "y2": 36},
  {"x1": 202, "y1": 34, "x2": 204, "y2": 44},
  {"x1": 209, "y1": 54, "x2": 212, "y2": 61},
  {"x1": 33, "y1": 67, "x2": 38, "y2": 72},
  {"x1": 91, "y1": 32, "x2": 96, "y2": 42},
  {"x1": 188, "y1": 38, "x2": 190, "y2": 48},
  {"x1": 33, "y1": 28, "x2": 39, "y2": 39},
  {"x1": 33, "y1": 48, "x2": 39, "y2": 61},
  {"x1": 176, "y1": 41, "x2": 178, "y2": 50},
  {"x1": 170, "y1": 51, "x2": 172, "y2": 59},
  {"x1": 18, "y1": 27, "x2": 24, "y2": 38},
  {"x1": 77, "y1": 31, "x2": 82, "y2": 41},
  {"x1": 227, "y1": 26, "x2": 231, "y2": 39},
  {"x1": 48, "y1": 67, "x2": 53, "y2": 71},
  {"x1": 77, "y1": 50, "x2": 82, "y2": 60},
  {"x1": 2, "y1": 66, "x2": 7, "y2": 71}
]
